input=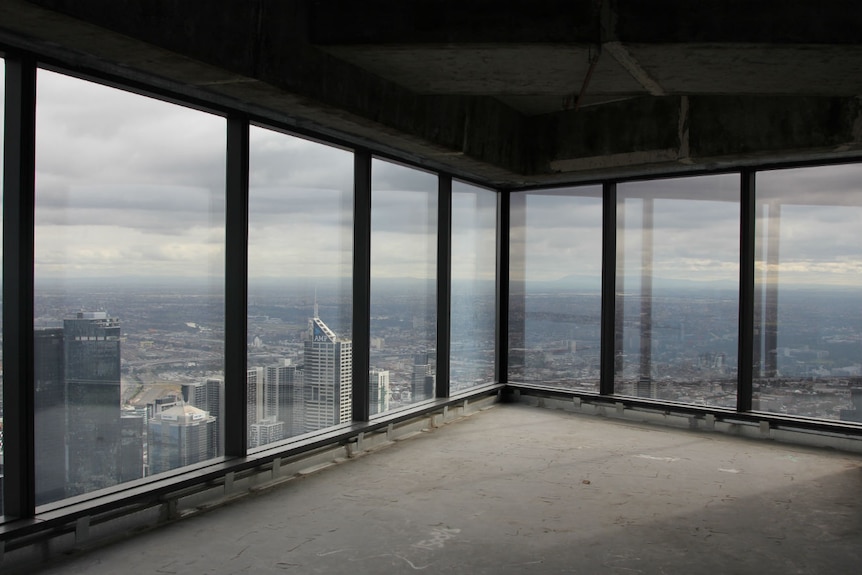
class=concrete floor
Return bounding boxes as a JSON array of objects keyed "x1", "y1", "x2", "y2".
[{"x1": 25, "y1": 404, "x2": 862, "y2": 574}]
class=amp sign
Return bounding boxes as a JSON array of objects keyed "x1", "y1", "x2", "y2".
[{"x1": 313, "y1": 323, "x2": 329, "y2": 343}]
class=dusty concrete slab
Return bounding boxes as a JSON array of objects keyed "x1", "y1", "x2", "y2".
[{"x1": 20, "y1": 404, "x2": 862, "y2": 574}]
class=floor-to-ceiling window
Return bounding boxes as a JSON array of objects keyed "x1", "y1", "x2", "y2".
[
  {"x1": 4, "y1": 46, "x2": 862, "y2": 538},
  {"x1": 754, "y1": 165, "x2": 862, "y2": 421},
  {"x1": 370, "y1": 159, "x2": 437, "y2": 411},
  {"x1": 509, "y1": 186, "x2": 603, "y2": 392},
  {"x1": 616, "y1": 175, "x2": 738, "y2": 406},
  {"x1": 247, "y1": 125, "x2": 353, "y2": 443},
  {"x1": 450, "y1": 180, "x2": 496, "y2": 392},
  {"x1": 33, "y1": 70, "x2": 226, "y2": 503}
]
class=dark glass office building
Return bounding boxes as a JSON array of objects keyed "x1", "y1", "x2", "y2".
[
  {"x1": 63, "y1": 312, "x2": 122, "y2": 497},
  {"x1": 33, "y1": 328, "x2": 65, "y2": 504},
  {"x1": 147, "y1": 404, "x2": 216, "y2": 476}
]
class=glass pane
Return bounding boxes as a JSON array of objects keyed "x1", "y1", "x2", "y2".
[
  {"x1": 755, "y1": 165, "x2": 862, "y2": 421},
  {"x1": 616, "y1": 175, "x2": 738, "y2": 407},
  {"x1": 450, "y1": 181, "x2": 496, "y2": 392},
  {"x1": 34, "y1": 70, "x2": 226, "y2": 503},
  {"x1": 509, "y1": 187, "x2": 602, "y2": 392},
  {"x1": 371, "y1": 159, "x2": 437, "y2": 412},
  {"x1": 247, "y1": 126, "x2": 353, "y2": 446},
  {"x1": 0, "y1": 57, "x2": 5, "y2": 518}
]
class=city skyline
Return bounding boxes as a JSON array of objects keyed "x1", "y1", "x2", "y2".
[
  {"x1": 24, "y1": 300, "x2": 379, "y2": 503},
  {"x1": 2, "y1": 271, "x2": 859, "y2": 508},
  {"x1": 3, "y1": 61, "x2": 861, "y2": 511}
]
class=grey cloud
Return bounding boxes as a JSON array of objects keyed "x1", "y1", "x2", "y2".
[
  {"x1": 649, "y1": 200, "x2": 738, "y2": 231},
  {"x1": 514, "y1": 195, "x2": 603, "y2": 231},
  {"x1": 371, "y1": 189, "x2": 438, "y2": 235},
  {"x1": 619, "y1": 173, "x2": 738, "y2": 201},
  {"x1": 371, "y1": 157, "x2": 437, "y2": 192},
  {"x1": 249, "y1": 186, "x2": 351, "y2": 219},
  {"x1": 35, "y1": 183, "x2": 224, "y2": 234},
  {"x1": 452, "y1": 191, "x2": 497, "y2": 233},
  {"x1": 27, "y1": 63, "x2": 862, "y2": 285},
  {"x1": 37, "y1": 69, "x2": 226, "y2": 193},
  {"x1": 758, "y1": 164, "x2": 862, "y2": 205},
  {"x1": 250, "y1": 126, "x2": 353, "y2": 189}
]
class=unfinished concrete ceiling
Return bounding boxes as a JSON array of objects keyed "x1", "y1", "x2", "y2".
[{"x1": 3, "y1": 0, "x2": 862, "y2": 187}]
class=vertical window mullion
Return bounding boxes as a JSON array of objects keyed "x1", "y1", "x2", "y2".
[
  {"x1": 496, "y1": 190, "x2": 510, "y2": 384},
  {"x1": 224, "y1": 115, "x2": 250, "y2": 456},
  {"x1": 2, "y1": 54, "x2": 38, "y2": 518},
  {"x1": 738, "y1": 170, "x2": 755, "y2": 412},
  {"x1": 436, "y1": 175, "x2": 452, "y2": 397},
  {"x1": 600, "y1": 182, "x2": 617, "y2": 396},
  {"x1": 352, "y1": 150, "x2": 371, "y2": 421}
]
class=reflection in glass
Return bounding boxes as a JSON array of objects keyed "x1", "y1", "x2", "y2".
[
  {"x1": 371, "y1": 159, "x2": 437, "y2": 411},
  {"x1": 755, "y1": 166, "x2": 862, "y2": 421},
  {"x1": 616, "y1": 175, "x2": 738, "y2": 406},
  {"x1": 450, "y1": 181, "x2": 497, "y2": 392},
  {"x1": 509, "y1": 187, "x2": 602, "y2": 392},
  {"x1": 247, "y1": 126, "x2": 353, "y2": 445},
  {"x1": 34, "y1": 70, "x2": 226, "y2": 503}
]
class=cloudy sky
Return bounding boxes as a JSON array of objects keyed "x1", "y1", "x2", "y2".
[
  {"x1": 34, "y1": 69, "x2": 226, "y2": 283},
  {"x1": 9, "y1": 65, "x2": 862, "y2": 290},
  {"x1": 27, "y1": 69, "x2": 496, "y2": 288},
  {"x1": 617, "y1": 174, "x2": 739, "y2": 287},
  {"x1": 510, "y1": 186, "x2": 604, "y2": 283}
]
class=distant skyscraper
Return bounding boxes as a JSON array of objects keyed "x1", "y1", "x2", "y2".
[
  {"x1": 64, "y1": 311, "x2": 122, "y2": 497},
  {"x1": 148, "y1": 395, "x2": 181, "y2": 420},
  {"x1": 411, "y1": 354, "x2": 435, "y2": 401},
  {"x1": 265, "y1": 360, "x2": 303, "y2": 437},
  {"x1": 183, "y1": 378, "x2": 224, "y2": 455},
  {"x1": 840, "y1": 388, "x2": 862, "y2": 423},
  {"x1": 119, "y1": 412, "x2": 145, "y2": 482},
  {"x1": 303, "y1": 313, "x2": 352, "y2": 433},
  {"x1": 249, "y1": 416, "x2": 285, "y2": 448},
  {"x1": 636, "y1": 376, "x2": 656, "y2": 398},
  {"x1": 247, "y1": 367, "x2": 264, "y2": 440},
  {"x1": 34, "y1": 328, "x2": 66, "y2": 505},
  {"x1": 369, "y1": 369, "x2": 390, "y2": 416},
  {"x1": 147, "y1": 404, "x2": 216, "y2": 476}
]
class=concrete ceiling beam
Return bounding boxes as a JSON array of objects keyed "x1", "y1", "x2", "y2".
[
  {"x1": 10, "y1": 0, "x2": 533, "y2": 183},
  {"x1": 7, "y1": 0, "x2": 862, "y2": 188},
  {"x1": 308, "y1": 0, "x2": 862, "y2": 45},
  {"x1": 536, "y1": 95, "x2": 862, "y2": 181}
]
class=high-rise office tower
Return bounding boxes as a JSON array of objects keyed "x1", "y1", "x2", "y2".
[
  {"x1": 183, "y1": 378, "x2": 224, "y2": 455},
  {"x1": 182, "y1": 381, "x2": 207, "y2": 409},
  {"x1": 369, "y1": 369, "x2": 390, "y2": 416},
  {"x1": 636, "y1": 376, "x2": 656, "y2": 399},
  {"x1": 249, "y1": 416, "x2": 285, "y2": 448},
  {"x1": 148, "y1": 395, "x2": 181, "y2": 420},
  {"x1": 265, "y1": 360, "x2": 303, "y2": 437},
  {"x1": 34, "y1": 328, "x2": 66, "y2": 505},
  {"x1": 119, "y1": 412, "x2": 145, "y2": 482},
  {"x1": 147, "y1": 404, "x2": 216, "y2": 476},
  {"x1": 411, "y1": 353, "x2": 435, "y2": 401},
  {"x1": 247, "y1": 367, "x2": 264, "y2": 440},
  {"x1": 64, "y1": 311, "x2": 122, "y2": 497},
  {"x1": 303, "y1": 314, "x2": 352, "y2": 433},
  {"x1": 840, "y1": 388, "x2": 862, "y2": 423}
]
